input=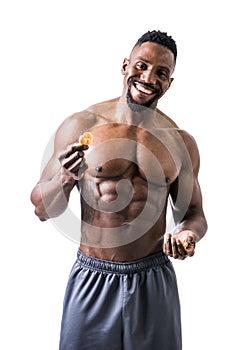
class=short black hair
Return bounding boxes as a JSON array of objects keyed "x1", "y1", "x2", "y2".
[{"x1": 133, "y1": 30, "x2": 177, "y2": 61}]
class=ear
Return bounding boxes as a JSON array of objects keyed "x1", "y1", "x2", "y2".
[
  {"x1": 121, "y1": 58, "x2": 130, "y2": 75},
  {"x1": 168, "y1": 77, "x2": 174, "y2": 88},
  {"x1": 163, "y1": 78, "x2": 174, "y2": 95}
]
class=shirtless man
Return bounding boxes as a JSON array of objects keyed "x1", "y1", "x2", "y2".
[{"x1": 31, "y1": 30, "x2": 207, "y2": 350}]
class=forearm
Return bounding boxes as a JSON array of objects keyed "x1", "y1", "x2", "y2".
[
  {"x1": 31, "y1": 169, "x2": 76, "y2": 221},
  {"x1": 174, "y1": 213, "x2": 208, "y2": 242}
]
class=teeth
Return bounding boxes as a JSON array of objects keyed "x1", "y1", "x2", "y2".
[{"x1": 135, "y1": 83, "x2": 153, "y2": 95}]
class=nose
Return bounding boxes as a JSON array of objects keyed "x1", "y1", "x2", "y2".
[{"x1": 141, "y1": 69, "x2": 157, "y2": 86}]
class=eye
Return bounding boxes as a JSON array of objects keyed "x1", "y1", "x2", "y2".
[
  {"x1": 135, "y1": 61, "x2": 147, "y2": 70},
  {"x1": 157, "y1": 69, "x2": 169, "y2": 81}
]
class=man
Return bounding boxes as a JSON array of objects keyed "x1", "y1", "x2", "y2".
[{"x1": 31, "y1": 30, "x2": 207, "y2": 349}]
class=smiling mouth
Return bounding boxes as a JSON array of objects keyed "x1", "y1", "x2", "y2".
[
  {"x1": 126, "y1": 78, "x2": 160, "y2": 111},
  {"x1": 133, "y1": 81, "x2": 156, "y2": 95}
]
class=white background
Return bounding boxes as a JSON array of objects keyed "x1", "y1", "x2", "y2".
[{"x1": 1, "y1": 0, "x2": 232, "y2": 349}]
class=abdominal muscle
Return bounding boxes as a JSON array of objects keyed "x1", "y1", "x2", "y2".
[{"x1": 79, "y1": 162, "x2": 169, "y2": 261}]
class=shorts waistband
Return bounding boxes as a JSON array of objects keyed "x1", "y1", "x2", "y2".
[{"x1": 77, "y1": 250, "x2": 169, "y2": 274}]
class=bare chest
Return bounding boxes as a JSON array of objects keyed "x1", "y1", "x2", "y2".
[{"x1": 84, "y1": 123, "x2": 181, "y2": 186}]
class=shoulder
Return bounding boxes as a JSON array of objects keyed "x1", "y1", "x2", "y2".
[
  {"x1": 53, "y1": 97, "x2": 119, "y2": 151},
  {"x1": 86, "y1": 97, "x2": 120, "y2": 122},
  {"x1": 176, "y1": 129, "x2": 199, "y2": 151},
  {"x1": 176, "y1": 129, "x2": 200, "y2": 173},
  {"x1": 156, "y1": 108, "x2": 179, "y2": 128},
  {"x1": 54, "y1": 110, "x2": 98, "y2": 151}
]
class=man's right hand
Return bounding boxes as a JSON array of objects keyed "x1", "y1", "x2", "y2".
[{"x1": 58, "y1": 143, "x2": 89, "y2": 181}]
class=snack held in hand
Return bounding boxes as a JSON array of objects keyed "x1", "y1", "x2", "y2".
[{"x1": 79, "y1": 132, "x2": 94, "y2": 145}]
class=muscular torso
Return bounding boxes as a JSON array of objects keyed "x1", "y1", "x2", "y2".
[{"x1": 78, "y1": 115, "x2": 184, "y2": 261}]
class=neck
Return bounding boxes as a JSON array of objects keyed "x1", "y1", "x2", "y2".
[{"x1": 116, "y1": 95, "x2": 158, "y2": 125}]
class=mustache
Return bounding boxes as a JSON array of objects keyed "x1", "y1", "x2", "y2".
[{"x1": 128, "y1": 77, "x2": 160, "y2": 94}]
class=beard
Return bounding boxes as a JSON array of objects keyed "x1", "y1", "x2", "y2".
[{"x1": 126, "y1": 78, "x2": 160, "y2": 113}]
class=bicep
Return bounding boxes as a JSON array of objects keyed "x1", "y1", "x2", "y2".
[
  {"x1": 169, "y1": 133, "x2": 203, "y2": 221},
  {"x1": 38, "y1": 113, "x2": 83, "y2": 182},
  {"x1": 38, "y1": 110, "x2": 96, "y2": 183},
  {"x1": 170, "y1": 172, "x2": 204, "y2": 225},
  {"x1": 39, "y1": 153, "x2": 61, "y2": 182},
  {"x1": 38, "y1": 119, "x2": 72, "y2": 182}
]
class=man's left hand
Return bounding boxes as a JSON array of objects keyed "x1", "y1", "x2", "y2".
[{"x1": 163, "y1": 231, "x2": 196, "y2": 260}]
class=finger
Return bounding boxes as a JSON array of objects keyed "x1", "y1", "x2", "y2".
[
  {"x1": 164, "y1": 234, "x2": 172, "y2": 256},
  {"x1": 186, "y1": 243, "x2": 195, "y2": 257},
  {"x1": 171, "y1": 237, "x2": 179, "y2": 259},
  {"x1": 68, "y1": 158, "x2": 87, "y2": 174},
  {"x1": 187, "y1": 235, "x2": 196, "y2": 250},
  {"x1": 61, "y1": 159, "x2": 87, "y2": 182},
  {"x1": 187, "y1": 235, "x2": 196, "y2": 245},
  {"x1": 173, "y1": 239, "x2": 189, "y2": 260},
  {"x1": 58, "y1": 144, "x2": 88, "y2": 161},
  {"x1": 62, "y1": 151, "x2": 84, "y2": 169},
  {"x1": 67, "y1": 144, "x2": 88, "y2": 157}
]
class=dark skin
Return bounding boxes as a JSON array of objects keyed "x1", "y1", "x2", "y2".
[{"x1": 31, "y1": 42, "x2": 207, "y2": 261}]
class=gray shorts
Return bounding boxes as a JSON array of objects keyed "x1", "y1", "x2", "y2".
[{"x1": 59, "y1": 250, "x2": 182, "y2": 350}]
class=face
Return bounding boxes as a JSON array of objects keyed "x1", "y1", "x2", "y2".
[{"x1": 121, "y1": 42, "x2": 175, "y2": 111}]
